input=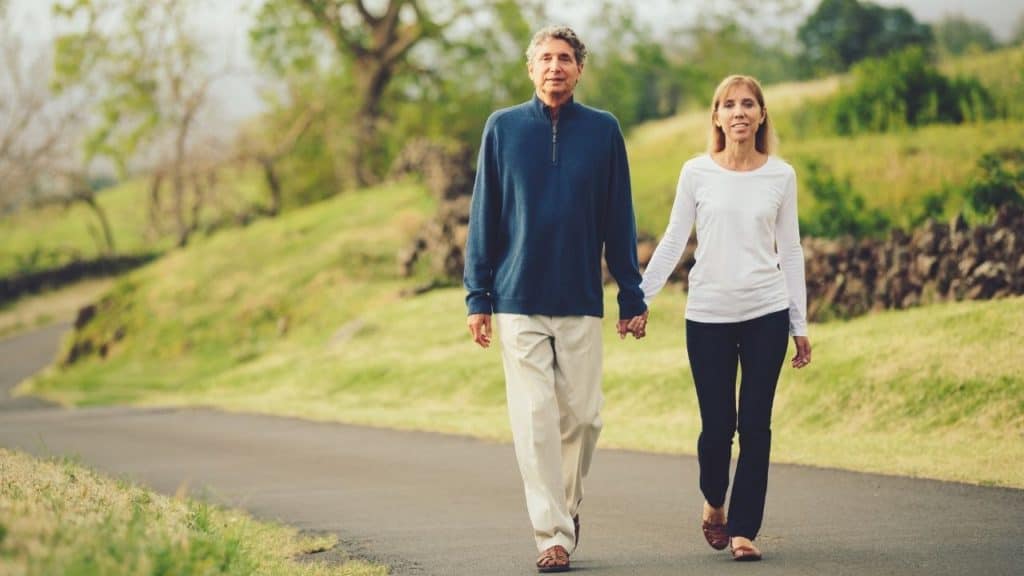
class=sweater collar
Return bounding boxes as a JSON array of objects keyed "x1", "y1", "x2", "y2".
[{"x1": 531, "y1": 93, "x2": 576, "y2": 121}]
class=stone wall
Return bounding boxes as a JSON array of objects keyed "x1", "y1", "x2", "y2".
[{"x1": 635, "y1": 204, "x2": 1024, "y2": 321}]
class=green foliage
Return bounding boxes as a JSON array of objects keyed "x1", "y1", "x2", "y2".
[
  {"x1": 248, "y1": 0, "x2": 542, "y2": 200},
  {"x1": 386, "y1": 0, "x2": 539, "y2": 157},
  {"x1": 934, "y1": 14, "x2": 998, "y2": 57},
  {"x1": 940, "y1": 46, "x2": 1024, "y2": 121},
  {"x1": 961, "y1": 148, "x2": 1024, "y2": 215},
  {"x1": 576, "y1": 8, "x2": 689, "y2": 131},
  {"x1": 798, "y1": 0, "x2": 933, "y2": 74},
  {"x1": 248, "y1": 0, "x2": 328, "y2": 76},
  {"x1": 796, "y1": 47, "x2": 997, "y2": 136},
  {"x1": 51, "y1": 0, "x2": 204, "y2": 173},
  {"x1": 797, "y1": 159, "x2": 889, "y2": 238}
]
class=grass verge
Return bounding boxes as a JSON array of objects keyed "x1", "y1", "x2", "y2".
[{"x1": 0, "y1": 448, "x2": 385, "y2": 576}]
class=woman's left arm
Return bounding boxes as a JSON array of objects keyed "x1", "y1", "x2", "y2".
[{"x1": 776, "y1": 169, "x2": 811, "y2": 368}]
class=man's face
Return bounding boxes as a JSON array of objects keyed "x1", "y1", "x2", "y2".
[{"x1": 528, "y1": 38, "x2": 582, "y2": 101}]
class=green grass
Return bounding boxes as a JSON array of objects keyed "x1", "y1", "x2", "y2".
[
  {"x1": 18, "y1": 179, "x2": 1024, "y2": 488},
  {"x1": 0, "y1": 448, "x2": 385, "y2": 576},
  {"x1": 0, "y1": 168, "x2": 266, "y2": 278}
]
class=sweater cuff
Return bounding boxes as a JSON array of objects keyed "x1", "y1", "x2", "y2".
[
  {"x1": 467, "y1": 297, "x2": 493, "y2": 316},
  {"x1": 618, "y1": 300, "x2": 647, "y2": 320}
]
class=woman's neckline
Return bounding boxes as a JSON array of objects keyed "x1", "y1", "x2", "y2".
[{"x1": 708, "y1": 153, "x2": 771, "y2": 173}]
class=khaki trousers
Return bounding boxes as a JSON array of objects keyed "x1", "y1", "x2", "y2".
[{"x1": 495, "y1": 313, "x2": 604, "y2": 553}]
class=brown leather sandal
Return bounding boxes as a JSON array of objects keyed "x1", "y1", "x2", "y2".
[
  {"x1": 701, "y1": 519, "x2": 729, "y2": 550},
  {"x1": 730, "y1": 543, "x2": 763, "y2": 562},
  {"x1": 536, "y1": 544, "x2": 570, "y2": 573}
]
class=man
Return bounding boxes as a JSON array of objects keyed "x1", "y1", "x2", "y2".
[{"x1": 463, "y1": 25, "x2": 649, "y2": 573}]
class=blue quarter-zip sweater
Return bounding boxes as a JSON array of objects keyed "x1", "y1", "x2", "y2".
[{"x1": 464, "y1": 95, "x2": 647, "y2": 320}]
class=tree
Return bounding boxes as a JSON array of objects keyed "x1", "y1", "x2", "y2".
[
  {"x1": 576, "y1": 5, "x2": 687, "y2": 131},
  {"x1": 52, "y1": 0, "x2": 226, "y2": 247},
  {"x1": 250, "y1": 0, "x2": 541, "y2": 195},
  {"x1": 798, "y1": 0, "x2": 932, "y2": 74},
  {"x1": 0, "y1": 2, "x2": 116, "y2": 256},
  {"x1": 252, "y1": 0, "x2": 501, "y2": 188},
  {"x1": 934, "y1": 14, "x2": 997, "y2": 57}
]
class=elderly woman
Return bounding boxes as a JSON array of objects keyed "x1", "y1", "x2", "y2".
[{"x1": 634, "y1": 74, "x2": 812, "y2": 561}]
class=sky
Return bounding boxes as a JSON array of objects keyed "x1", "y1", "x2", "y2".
[{"x1": 6, "y1": 0, "x2": 1023, "y2": 124}]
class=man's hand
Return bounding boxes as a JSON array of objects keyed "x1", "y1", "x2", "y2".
[
  {"x1": 467, "y1": 314, "x2": 492, "y2": 348},
  {"x1": 791, "y1": 335, "x2": 811, "y2": 368},
  {"x1": 617, "y1": 310, "x2": 649, "y2": 340}
]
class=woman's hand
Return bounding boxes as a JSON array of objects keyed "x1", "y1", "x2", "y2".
[
  {"x1": 618, "y1": 310, "x2": 649, "y2": 339},
  {"x1": 791, "y1": 336, "x2": 811, "y2": 369}
]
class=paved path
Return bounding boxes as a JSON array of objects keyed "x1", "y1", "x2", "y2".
[{"x1": 1, "y1": 325, "x2": 1021, "y2": 575}]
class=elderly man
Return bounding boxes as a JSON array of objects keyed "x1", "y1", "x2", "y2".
[{"x1": 463, "y1": 25, "x2": 648, "y2": 573}]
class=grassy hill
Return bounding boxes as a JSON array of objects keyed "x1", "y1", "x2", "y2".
[
  {"x1": 0, "y1": 168, "x2": 266, "y2": 279},
  {"x1": 19, "y1": 180, "x2": 1024, "y2": 488}
]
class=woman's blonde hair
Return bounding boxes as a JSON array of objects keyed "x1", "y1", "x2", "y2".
[{"x1": 707, "y1": 75, "x2": 777, "y2": 155}]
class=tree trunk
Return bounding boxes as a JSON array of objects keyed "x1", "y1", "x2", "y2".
[
  {"x1": 259, "y1": 156, "x2": 282, "y2": 216},
  {"x1": 189, "y1": 173, "x2": 204, "y2": 234},
  {"x1": 350, "y1": 60, "x2": 392, "y2": 188},
  {"x1": 148, "y1": 171, "x2": 165, "y2": 237},
  {"x1": 81, "y1": 193, "x2": 116, "y2": 256}
]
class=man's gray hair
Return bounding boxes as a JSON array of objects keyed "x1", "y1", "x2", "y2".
[{"x1": 525, "y1": 25, "x2": 588, "y2": 66}]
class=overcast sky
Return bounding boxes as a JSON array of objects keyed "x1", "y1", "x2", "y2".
[{"x1": 7, "y1": 0, "x2": 1023, "y2": 123}]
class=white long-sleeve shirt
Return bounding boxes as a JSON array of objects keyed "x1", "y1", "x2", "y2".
[{"x1": 640, "y1": 154, "x2": 808, "y2": 336}]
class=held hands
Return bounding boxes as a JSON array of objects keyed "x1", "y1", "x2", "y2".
[
  {"x1": 617, "y1": 310, "x2": 649, "y2": 340},
  {"x1": 791, "y1": 335, "x2": 811, "y2": 368},
  {"x1": 467, "y1": 314, "x2": 492, "y2": 348}
]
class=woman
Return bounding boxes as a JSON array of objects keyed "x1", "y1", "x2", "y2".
[{"x1": 633, "y1": 75, "x2": 812, "y2": 561}]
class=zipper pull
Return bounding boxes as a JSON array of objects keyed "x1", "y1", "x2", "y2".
[{"x1": 552, "y1": 121, "x2": 558, "y2": 164}]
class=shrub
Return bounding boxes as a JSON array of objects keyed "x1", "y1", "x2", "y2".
[
  {"x1": 799, "y1": 159, "x2": 890, "y2": 238},
  {"x1": 962, "y1": 148, "x2": 1024, "y2": 215},
  {"x1": 828, "y1": 47, "x2": 996, "y2": 134}
]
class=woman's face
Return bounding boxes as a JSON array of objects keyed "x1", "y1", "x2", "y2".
[{"x1": 715, "y1": 84, "x2": 765, "y2": 145}]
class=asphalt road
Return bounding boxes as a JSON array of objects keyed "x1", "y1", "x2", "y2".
[{"x1": 1, "y1": 325, "x2": 1021, "y2": 575}]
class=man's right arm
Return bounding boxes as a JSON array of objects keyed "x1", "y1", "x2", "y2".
[{"x1": 464, "y1": 115, "x2": 500, "y2": 330}]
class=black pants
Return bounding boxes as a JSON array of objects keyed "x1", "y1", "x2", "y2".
[{"x1": 686, "y1": 308, "x2": 790, "y2": 540}]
